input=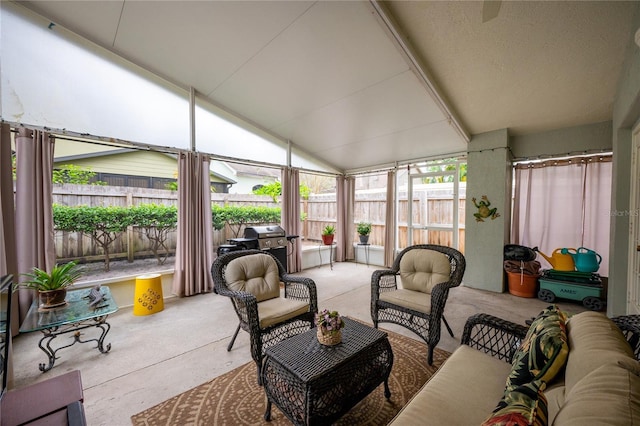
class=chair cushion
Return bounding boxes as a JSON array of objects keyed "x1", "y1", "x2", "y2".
[
  {"x1": 257, "y1": 297, "x2": 310, "y2": 328},
  {"x1": 399, "y1": 249, "x2": 451, "y2": 294},
  {"x1": 225, "y1": 254, "x2": 280, "y2": 302},
  {"x1": 506, "y1": 305, "x2": 568, "y2": 392},
  {"x1": 379, "y1": 288, "x2": 430, "y2": 314}
]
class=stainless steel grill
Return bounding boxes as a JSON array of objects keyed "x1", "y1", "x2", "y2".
[{"x1": 244, "y1": 225, "x2": 287, "y2": 250}]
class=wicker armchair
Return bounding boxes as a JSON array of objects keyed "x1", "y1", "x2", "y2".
[
  {"x1": 371, "y1": 244, "x2": 466, "y2": 365},
  {"x1": 211, "y1": 250, "x2": 318, "y2": 384}
]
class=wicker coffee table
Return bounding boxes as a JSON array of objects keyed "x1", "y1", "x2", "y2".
[{"x1": 262, "y1": 317, "x2": 394, "y2": 425}]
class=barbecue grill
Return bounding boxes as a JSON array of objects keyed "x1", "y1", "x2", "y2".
[
  {"x1": 222, "y1": 225, "x2": 294, "y2": 271},
  {"x1": 243, "y1": 225, "x2": 287, "y2": 250}
]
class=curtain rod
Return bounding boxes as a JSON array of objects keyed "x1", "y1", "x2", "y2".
[{"x1": 511, "y1": 149, "x2": 612, "y2": 164}]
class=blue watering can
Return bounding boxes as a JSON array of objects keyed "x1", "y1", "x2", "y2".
[{"x1": 563, "y1": 247, "x2": 602, "y2": 273}]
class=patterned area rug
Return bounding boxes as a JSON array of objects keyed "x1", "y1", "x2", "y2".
[{"x1": 131, "y1": 327, "x2": 450, "y2": 425}]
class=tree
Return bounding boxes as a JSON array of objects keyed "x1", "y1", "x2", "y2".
[
  {"x1": 130, "y1": 204, "x2": 177, "y2": 265},
  {"x1": 252, "y1": 181, "x2": 312, "y2": 201},
  {"x1": 52, "y1": 164, "x2": 106, "y2": 185},
  {"x1": 54, "y1": 205, "x2": 133, "y2": 271}
]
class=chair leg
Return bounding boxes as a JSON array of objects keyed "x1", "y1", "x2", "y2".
[
  {"x1": 428, "y1": 345, "x2": 434, "y2": 366},
  {"x1": 227, "y1": 323, "x2": 241, "y2": 352},
  {"x1": 442, "y1": 315, "x2": 454, "y2": 338},
  {"x1": 256, "y1": 361, "x2": 263, "y2": 386}
]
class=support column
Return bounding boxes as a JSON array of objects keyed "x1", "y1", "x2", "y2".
[{"x1": 464, "y1": 129, "x2": 511, "y2": 292}]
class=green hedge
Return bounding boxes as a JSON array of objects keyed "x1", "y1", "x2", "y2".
[{"x1": 53, "y1": 204, "x2": 282, "y2": 269}]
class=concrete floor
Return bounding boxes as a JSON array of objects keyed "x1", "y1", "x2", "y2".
[{"x1": 10, "y1": 262, "x2": 587, "y2": 426}]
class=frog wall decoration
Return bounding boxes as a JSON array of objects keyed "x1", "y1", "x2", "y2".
[{"x1": 472, "y1": 195, "x2": 500, "y2": 222}]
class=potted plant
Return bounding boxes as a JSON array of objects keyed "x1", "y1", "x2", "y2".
[
  {"x1": 15, "y1": 261, "x2": 82, "y2": 308},
  {"x1": 322, "y1": 225, "x2": 335, "y2": 245},
  {"x1": 315, "y1": 308, "x2": 345, "y2": 345},
  {"x1": 357, "y1": 222, "x2": 371, "y2": 244}
]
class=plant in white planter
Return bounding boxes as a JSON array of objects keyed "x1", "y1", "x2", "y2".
[{"x1": 357, "y1": 222, "x2": 371, "y2": 244}]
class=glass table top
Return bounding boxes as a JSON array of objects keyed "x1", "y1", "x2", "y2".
[{"x1": 19, "y1": 286, "x2": 118, "y2": 333}]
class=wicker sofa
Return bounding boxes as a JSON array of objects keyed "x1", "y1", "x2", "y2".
[{"x1": 390, "y1": 309, "x2": 640, "y2": 425}]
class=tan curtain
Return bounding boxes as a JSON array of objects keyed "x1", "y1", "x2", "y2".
[
  {"x1": 281, "y1": 167, "x2": 302, "y2": 272},
  {"x1": 512, "y1": 156, "x2": 612, "y2": 276},
  {"x1": 172, "y1": 151, "x2": 214, "y2": 296},
  {"x1": 384, "y1": 170, "x2": 396, "y2": 267},
  {"x1": 0, "y1": 124, "x2": 19, "y2": 338},
  {"x1": 335, "y1": 176, "x2": 355, "y2": 262},
  {"x1": 15, "y1": 128, "x2": 56, "y2": 322}
]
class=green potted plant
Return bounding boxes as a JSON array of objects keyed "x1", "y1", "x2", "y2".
[
  {"x1": 15, "y1": 261, "x2": 82, "y2": 308},
  {"x1": 357, "y1": 222, "x2": 371, "y2": 244},
  {"x1": 322, "y1": 225, "x2": 335, "y2": 245}
]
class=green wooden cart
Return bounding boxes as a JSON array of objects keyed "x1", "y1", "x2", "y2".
[{"x1": 537, "y1": 270, "x2": 605, "y2": 311}]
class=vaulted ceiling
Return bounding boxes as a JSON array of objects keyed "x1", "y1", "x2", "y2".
[{"x1": 15, "y1": 1, "x2": 640, "y2": 172}]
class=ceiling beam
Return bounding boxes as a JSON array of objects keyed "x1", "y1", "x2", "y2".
[{"x1": 368, "y1": 0, "x2": 470, "y2": 143}]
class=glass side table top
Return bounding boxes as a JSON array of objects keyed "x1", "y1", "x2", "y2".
[{"x1": 19, "y1": 286, "x2": 118, "y2": 333}]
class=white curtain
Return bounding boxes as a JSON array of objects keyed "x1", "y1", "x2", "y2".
[
  {"x1": 512, "y1": 156, "x2": 612, "y2": 276},
  {"x1": 281, "y1": 167, "x2": 302, "y2": 272},
  {"x1": 172, "y1": 151, "x2": 214, "y2": 296}
]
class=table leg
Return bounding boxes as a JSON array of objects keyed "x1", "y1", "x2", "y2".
[{"x1": 36, "y1": 319, "x2": 113, "y2": 372}]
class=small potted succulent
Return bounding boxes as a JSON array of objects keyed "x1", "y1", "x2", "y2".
[
  {"x1": 15, "y1": 261, "x2": 82, "y2": 308},
  {"x1": 315, "y1": 309, "x2": 345, "y2": 345},
  {"x1": 322, "y1": 225, "x2": 335, "y2": 245},
  {"x1": 357, "y1": 222, "x2": 371, "y2": 244}
]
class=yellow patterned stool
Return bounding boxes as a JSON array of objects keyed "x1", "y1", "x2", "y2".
[{"x1": 134, "y1": 274, "x2": 164, "y2": 316}]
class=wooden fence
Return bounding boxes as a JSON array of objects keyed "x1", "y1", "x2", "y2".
[{"x1": 52, "y1": 184, "x2": 466, "y2": 263}]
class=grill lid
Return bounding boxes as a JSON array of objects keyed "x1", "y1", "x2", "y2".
[{"x1": 244, "y1": 225, "x2": 286, "y2": 239}]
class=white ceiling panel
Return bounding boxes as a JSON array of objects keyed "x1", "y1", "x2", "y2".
[
  {"x1": 272, "y1": 71, "x2": 449, "y2": 150},
  {"x1": 210, "y1": 1, "x2": 410, "y2": 129},
  {"x1": 13, "y1": 0, "x2": 639, "y2": 172}
]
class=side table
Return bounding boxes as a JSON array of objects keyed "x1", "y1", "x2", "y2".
[
  {"x1": 318, "y1": 242, "x2": 337, "y2": 270},
  {"x1": 356, "y1": 243, "x2": 371, "y2": 266},
  {"x1": 19, "y1": 286, "x2": 118, "y2": 372},
  {"x1": 262, "y1": 317, "x2": 393, "y2": 425}
]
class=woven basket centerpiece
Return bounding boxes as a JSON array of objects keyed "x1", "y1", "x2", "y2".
[
  {"x1": 317, "y1": 328, "x2": 342, "y2": 345},
  {"x1": 315, "y1": 308, "x2": 345, "y2": 346}
]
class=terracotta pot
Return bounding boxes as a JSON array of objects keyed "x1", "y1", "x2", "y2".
[
  {"x1": 39, "y1": 288, "x2": 67, "y2": 308},
  {"x1": 506, "y1": 271, "x2": 539, "y2": 298},
  {"x1": 322, "y1": 235, "x2": 334, "y2": 245}
]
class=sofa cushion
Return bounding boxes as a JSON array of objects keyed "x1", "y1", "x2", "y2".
[
  {"x1": 563, "y1": 311, "x2": 634, "y2": 394},
  {"x1": 399, "y1": 249, "x2": 451, "y2": 294},
  {"x1": 553, "y1": 358, "x2": 640, "y2": 425},
  {"x1": 390, "y1": 345, "x2": 512, "y2": 425},
  {"x1": 225, "y1": 254, "x2": 280, "y2": 302},
  {"x1": 543, "y1": 382, "x2": 565, "y2": 425},
  {"x1": 482, "y1": 379, "x2": 548, "y2": 426},
  {"x1": 506, "y1": 305, "x2": 569, "y2": 392}
]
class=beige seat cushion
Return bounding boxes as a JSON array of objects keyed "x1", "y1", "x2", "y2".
[
  {"x1": 553, "y1": 358, "x2": 640, "y2": 425},
  {"x1": 257, "y1": 297, "x2": 310, "y2": 328},
  {"x1": 564, "y1": 311, "x2": 634, "y2": 394},
  {"x1": 225, "y1": 253, "x2": 280, "y2": 302},
  {"x1": 399, "y1": 249, "x2": 451, "y2": 294},
  {"x1": 379, "y1": 288, "x2": 430, "y2": 314},
  {"x1": 390, "y1": 345, "x2": 512, "y2": 425}
]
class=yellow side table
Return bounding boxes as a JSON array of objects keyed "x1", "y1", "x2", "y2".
[{"x1": 134, "y1": 274, "x2": 164, "y2": 316}]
